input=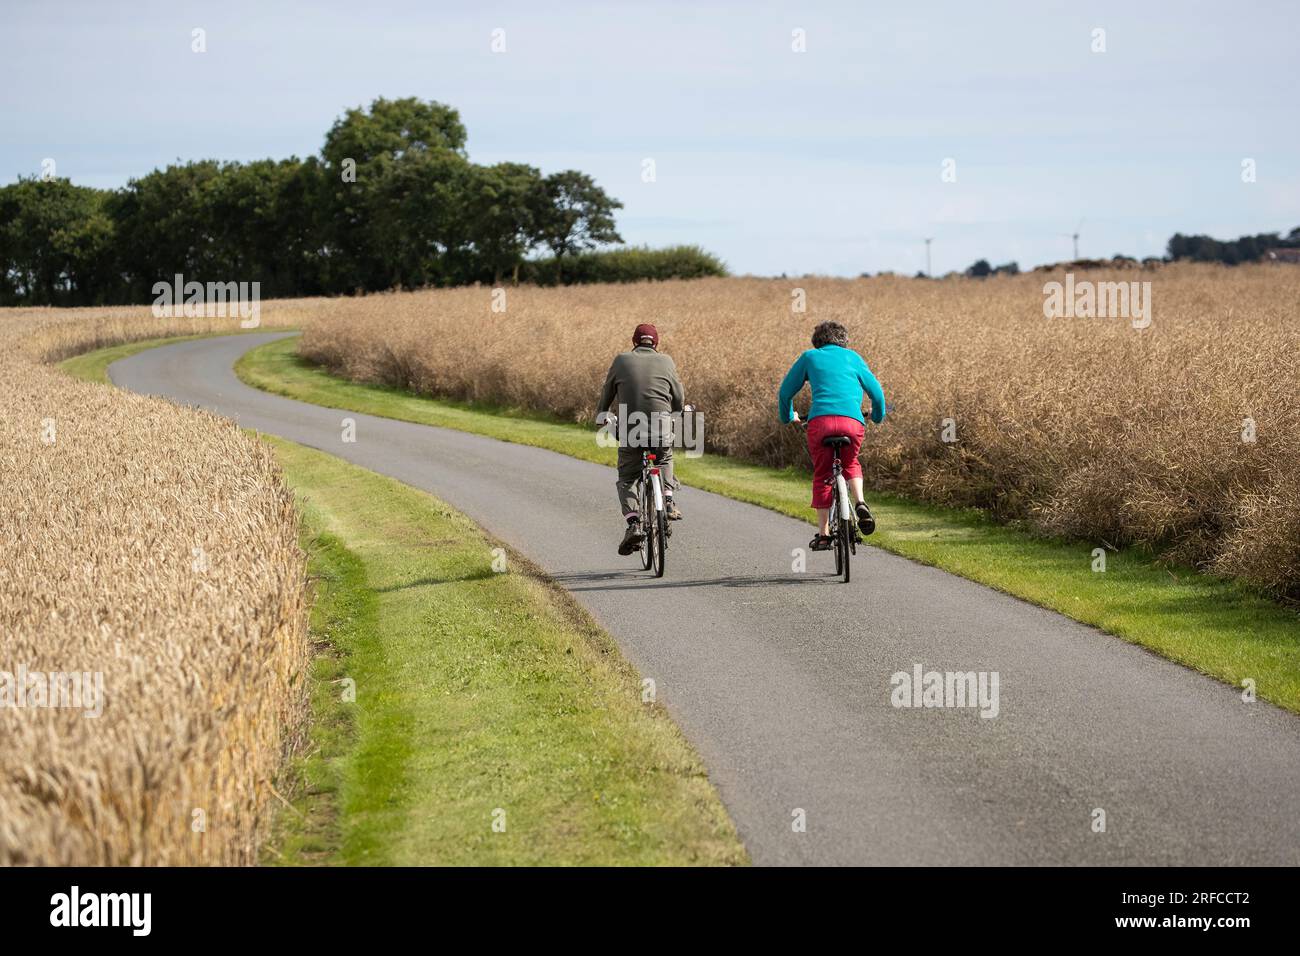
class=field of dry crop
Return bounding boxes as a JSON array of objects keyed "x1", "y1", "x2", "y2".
[
  {"x1": 0, "y1": 303, "x2": 320, "y2": 864},
  {"x1": 299, "y1": 264, "x2": 1300, "y2": 596}
]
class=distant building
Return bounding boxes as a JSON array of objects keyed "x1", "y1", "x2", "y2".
[{"x1": 1266, "y1": 248, "x2": 1300, "y2": 264}]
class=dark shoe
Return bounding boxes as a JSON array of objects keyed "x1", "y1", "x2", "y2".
[
  {"x1": 856, "y1": 502, "x2": 876, "y2": 536},
  {"x1": 808, "y1": 534, "x2": 835, "y2": 552},
  {"x1": 665, "y1": 498, "x2": 683, "y2": 520},
  {"x1": 618, "y1": 520, "x2": 644, "y2": 556}
]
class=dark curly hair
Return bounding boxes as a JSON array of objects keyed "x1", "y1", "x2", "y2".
[{"x1": 811, "y1": 321, "x2": 849, "y2": 349}]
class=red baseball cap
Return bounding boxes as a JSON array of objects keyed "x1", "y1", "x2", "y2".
[{"x1": 633, "y1": 323, "x2": 659, "y2": 348}]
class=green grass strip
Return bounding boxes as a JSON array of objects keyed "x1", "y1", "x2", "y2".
[{"x1": 259, "y1": 437, "x2": 745, "y2": 865}]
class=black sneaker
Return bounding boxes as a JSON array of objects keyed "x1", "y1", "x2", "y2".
[
  {"x1": 665, "y1": 498, "x2": 683, "y2": 520},
  {"x1": 618, "y1": 519, "x2": 644, "y2": 555},
  {"x1": 808, "y1": 534, "x2": 835, "y2": 552},
  {"x1": 856, "y1": 502, "x2": 876, "y2": 536}
]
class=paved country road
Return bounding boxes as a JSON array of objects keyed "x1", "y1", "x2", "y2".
[{"x1": 112, "y1": 333, "x2": 1300, "y2": 866}]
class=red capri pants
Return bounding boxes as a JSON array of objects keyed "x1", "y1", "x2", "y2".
[{"x1": 806, "y1": 415, "x2": 865, "y2": 509}]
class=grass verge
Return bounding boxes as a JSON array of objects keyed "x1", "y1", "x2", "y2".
[
  {"x1": 258, "y1": 437, "x2": 745, "y2": 865},
  {"x1": 237, "y1": 334, "x2": 1300, "y2": 714}
]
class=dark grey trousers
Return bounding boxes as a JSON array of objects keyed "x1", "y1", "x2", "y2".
[{"x1": 616, "y1": 444, "x2": 677, "y2": 516}]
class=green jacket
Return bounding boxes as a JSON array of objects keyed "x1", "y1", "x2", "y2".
[{"x1": 597, "y1": 346, "x2": 685, "y2": 416}]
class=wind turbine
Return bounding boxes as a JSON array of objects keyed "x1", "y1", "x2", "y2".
[
  {"x1": 1063, "y1": 219, "x2": 1084, "y2": 261},
  {"x1": 924, "y1": 237, "x2": 933, "y2": 277}
]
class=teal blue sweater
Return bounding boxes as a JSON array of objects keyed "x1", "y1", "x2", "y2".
[{"x1": 778, "y1": 344, "x2": 886, "y2": 425}]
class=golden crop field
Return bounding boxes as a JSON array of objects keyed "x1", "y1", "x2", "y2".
[
  {"x1": 1, "y1": 304, "x2": 314, "y2": 865},
  {"x1": 300, "y1": 263, "x2": 1300, "y2": 596}
]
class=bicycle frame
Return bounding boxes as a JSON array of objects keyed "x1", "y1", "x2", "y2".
[
  {"x1": 645, "y1": 454, "x2": 664, "y2": 513},
  {"x1": 606, "y1": 409, "x2": 686, "y2": 578},
  {"x1": 830, "y1": 456, "x2": 853, "y2": 535}
]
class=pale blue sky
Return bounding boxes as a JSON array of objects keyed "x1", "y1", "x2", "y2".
[{"x1": 3, "y1": 0, "x2": 1295, "y2": 275}]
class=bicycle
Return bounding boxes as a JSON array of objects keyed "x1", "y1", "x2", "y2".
[
  {"x1": 796, "y1": 418, "x2": 858, "y2": 583},
  {"x1": 602, "y1": 405, "x2": 694, "y2": 577},
  {"x1": 636, "y1": 448, "x2": 669, "y2": 578},
  {"x1": 821, "y1": 435, "x2": 858, "y2": 583}
]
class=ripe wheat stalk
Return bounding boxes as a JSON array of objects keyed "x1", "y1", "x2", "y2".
[{"x1": 1, "y1": 302, "x2": 321, "y2": 864}]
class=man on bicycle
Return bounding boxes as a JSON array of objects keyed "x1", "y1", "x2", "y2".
[{"x1": 596, "y1": 323, "x2": 685, "y2": 555}]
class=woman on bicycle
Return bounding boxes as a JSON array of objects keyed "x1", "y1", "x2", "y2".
[{"x1": 777, "y1": 320, "x2": 886, "y2": 552}]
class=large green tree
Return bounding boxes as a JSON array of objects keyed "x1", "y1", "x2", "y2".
[
  {"x1": 532, "y1": 170, "x2": 623, "y2": 280},
  {"x1": 110, "y1": 158, "x2": 322, "y2": 299},
  {"x1": 452, "y1": 162, "x2": 547, "y2": 284},
  {"x1": 0, "y1": 178, "x2": 115, "y2": 306},
  {"x1": 319, "y1": 97, "x2": 470, "y2": 291}
]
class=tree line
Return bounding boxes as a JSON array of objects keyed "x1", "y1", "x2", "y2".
[
  {"x1": 954, "y1": 225, "x2": 1300, "y2": 278},
  {"x1": 1166, "y1": 227, "x2": 1300, "y2": 265},
  {"x1": 0, "y1": 97, "x2": 725, "y2": 307}
]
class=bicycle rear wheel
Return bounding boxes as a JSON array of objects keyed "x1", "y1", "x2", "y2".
[
  {"x1": 833, "y1": 513, "x2": 843, "y2": 576},
  {"x1": 839, "y1": 514, "x2": 852, "y2": 582},
  {"x1": 639, "y1": 483, "x2": 653, "y2": 570}
]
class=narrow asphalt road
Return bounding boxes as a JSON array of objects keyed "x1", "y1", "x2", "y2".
[{"x1": 113, "y1": 333, "x2": 1300, "y2": 866}]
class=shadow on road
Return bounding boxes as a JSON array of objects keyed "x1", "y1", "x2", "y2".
[{"x1": 550, "y1": 569, "x2": 839, "y2": 591}]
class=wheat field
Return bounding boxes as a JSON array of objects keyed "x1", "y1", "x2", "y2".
[
  {"x1": 299, "y1": 264, "x2": 1300, "y2": 596},
  {"x1": 1, "y1": 303, "x2": 318, "y2": 864}
]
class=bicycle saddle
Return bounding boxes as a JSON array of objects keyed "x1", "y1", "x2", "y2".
[{"x1": 821, "y1": 435, "x2": 852, "y2": 448}]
